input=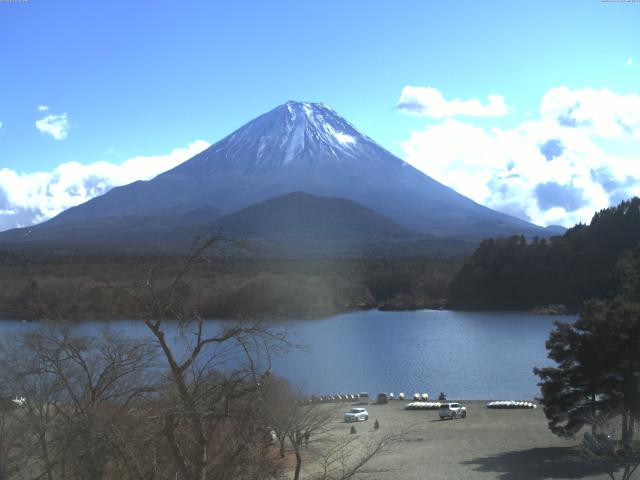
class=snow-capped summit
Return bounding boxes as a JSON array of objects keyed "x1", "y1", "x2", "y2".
[
  {"x1": 178, "y1": 101, "x2": 380, "y2": 172},
  {"x1": 35, "y1": 101, "x2": 548, "y2": 238}
]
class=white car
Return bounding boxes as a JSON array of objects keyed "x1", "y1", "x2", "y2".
[
  {"x1": 344, "y1": 407, "x2": 369, "y2": 422},
  {"x1": 438, "y1": 402, "x2": 467, "y2": 420}
]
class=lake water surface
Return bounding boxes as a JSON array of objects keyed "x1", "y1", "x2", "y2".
[{"x1": 0, "y1": 309, "x2": 575, "y2": 400}]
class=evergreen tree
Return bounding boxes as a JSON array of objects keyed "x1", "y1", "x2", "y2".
[
  {"x1": 535, "y1": 248, "x2": 640, "y2": 444},
  {"x1": 450, "y1": 197, "x2": 640, "y2": 309}
]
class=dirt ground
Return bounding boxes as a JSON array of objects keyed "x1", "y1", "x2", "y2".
[{"x1": 305, "y1": 400, "x2": 614, "y2": 480}]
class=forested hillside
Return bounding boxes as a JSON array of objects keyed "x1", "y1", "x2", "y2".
[
  {"x1": 0, "y1": 253, "x2": 459, "y2": 320},
  {"x1": 449, "y1": 198, "x2": 640, "y2": 309}
]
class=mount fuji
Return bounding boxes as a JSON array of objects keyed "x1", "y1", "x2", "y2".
[{"x1": 0, "y1": 101, "x2": 551, "y2": 253}]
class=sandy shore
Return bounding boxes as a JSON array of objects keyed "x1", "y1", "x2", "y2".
[{"x1": 309, "y1": 400, "x2": 612, "y2": 480}]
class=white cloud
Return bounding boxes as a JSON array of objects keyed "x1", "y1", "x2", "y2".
[
  {"x1": 627, "y1": 57, "x2": 633, "y2": 65},
  {"x1": 35, "y1": 113, "x2": 71, "y2": 140},
  {"x1": 37, "y1": 105, "x2": 49, "y2": 112},
  {"x1": 400, "y1": 87, "x2": 640, "y2": 228},
  {"x1": 396, "y1": 86, "x2": 510, "y2": 118},
  {"x1": 540, "y1": 86, "x2": 640, "y2": 138},
  {"x1": 0, "y1": 121, "x2": 2, "y2": 129},
  {"x1": 0, "y1": 140, "x2": 210, "y2": 231}
]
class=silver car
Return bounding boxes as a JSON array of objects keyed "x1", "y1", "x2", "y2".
[
  {"x1": 438, "y1": 402, "x2": 467, "y2": 420},
  {"x1": 344, "y1": 407, "x2": 369, "y2": 422}
]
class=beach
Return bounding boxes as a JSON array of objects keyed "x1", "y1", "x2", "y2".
[{"x1": 305, "y1": 400, "x2": 612, "y2": 480}]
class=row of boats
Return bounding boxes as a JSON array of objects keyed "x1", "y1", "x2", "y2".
[
  {"x1": 486, "y1": 400, "x2": 537, "y2": 409},
  {"x1": 405, "y1": 402, "x2": 443, "y2": 410},
  {"x1": 301, "y1": 393, "x2": 367, "y2": 404},
  {"x1": 300, "y1": 394, "x2": 537, "y2": 409},
  {"x1": 406, "y1": 400, "x2": 539, "y2": 410},
  {"x1": 300, "y1": 392, "x2": 431, "y2": 404}
]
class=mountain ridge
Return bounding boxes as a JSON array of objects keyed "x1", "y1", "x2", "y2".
[
  {"x1": 1, "y1": 101, "x2": 552, "y2": 253},
  {"x1": 211, "y1": 191, "x2": 416, "y2": 239}
]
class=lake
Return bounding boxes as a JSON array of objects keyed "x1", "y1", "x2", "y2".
[{"x1": 0, "y1": 309, "x2": 575, "y2": 400}]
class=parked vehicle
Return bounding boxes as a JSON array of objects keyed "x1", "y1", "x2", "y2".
[
  {"x1": 344, "y1": 407, "x2": 369, "y2": 422},
  {"x1": 438, "y1": 402, "x2": 467, "y2": 420},
  {"x1": 376, "y1": 393, "x2": 388, "y2": 404}
]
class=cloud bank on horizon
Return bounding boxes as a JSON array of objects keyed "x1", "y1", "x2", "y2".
[
  {"x1": 400, "y1": 86, "x2": 640, "y2": 228},
  {"x1": 0, "y1": 141, "x2": 209, "y2": 232}
]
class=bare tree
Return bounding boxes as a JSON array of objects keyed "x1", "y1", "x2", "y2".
[
  {"x1": 0, "y1": 324, "x2": 158, "y2": 480},
  {"x1": 116, "y1": 237, "x2": 291, "y2": 480},
  {"x1": 259, "y1": 378, "x2": 339, "y2": 480},
  {"x1": 0, "y1": 237, "x2": 403, "y2": 480},
  {"x1": 0, "y1": 354, "x2": 63, "y2": 480},
  {"x1": 311, "y1": 430, "x2": 405, "y2": 480},
  {"x1": 258, "y1": 377, "x2": 408, "y2": 480},
  {"x1": 287, "y1": 404, "x2": 340, "y2": 480},
  {"x1": 0, "y1": 397, "x2": 24, "y2": 480}
]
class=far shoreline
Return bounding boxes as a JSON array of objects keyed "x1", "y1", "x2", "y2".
[{"x1": 0, "y1": 304, "x2": 580, "y2": 323}]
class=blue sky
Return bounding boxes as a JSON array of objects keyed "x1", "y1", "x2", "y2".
[{"x1": 0, "y1": 0, "x2": 639, "y2": 229}]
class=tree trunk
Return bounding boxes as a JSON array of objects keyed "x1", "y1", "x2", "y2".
[
  {"x1": 163, "y1": 415, "x2": 191, "y2": 480},
  {"x1": 591, "y1": 392, "x2": 597, "y2": 434},
  {"x1": 198, "y1": 417, "x2": 208, "y2": 480},
  {"x1": 293, "y1": 449, "x2": 302, "y2": 480},
  {"x1": 39, "y1": 435, "x2": 54, "y2": 480},
  {"x1": 622, "y1": 410, "x2": 629, "y2": 444},
  {"x1": 291, "y1": 431, "x2": 303, "y2": 480}
]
